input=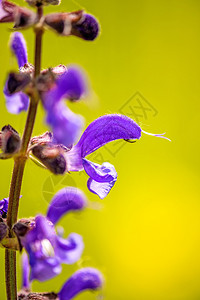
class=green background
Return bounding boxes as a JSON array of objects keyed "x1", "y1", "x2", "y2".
[{"x1": 0, "y1": 0, "x2": 200, "y2": 299}]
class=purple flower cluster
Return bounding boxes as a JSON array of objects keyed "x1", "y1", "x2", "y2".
[{"x1": 0, "y1": 0, "x2": 169, "y2": 299}]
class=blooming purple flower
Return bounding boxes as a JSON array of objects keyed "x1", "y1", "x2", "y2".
[
  {"x1": 22, "y1": 187, "x2": 87, "y2": 282},
  {"x1": 64, "y1": 114, "x2": 142, "y2": 198},
  {"x1": 0, "y1": 197, "x2": 8, "y2": 217},
  {"x1": 4, "y1": 32, "x2": 29, "y2": 114},
  {"x1": 59, "y1": 268, "x2": 103, "y2": 300}
]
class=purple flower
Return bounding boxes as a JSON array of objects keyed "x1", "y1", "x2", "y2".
[
  {"x1": 59, "y1": 268, "x2": 103, "y2": 300},
  {"x1": 4, "y1": 32, "x2": 29, "y2": 114},
  {"x1": 43, "y1": 67, "x2": 86, "y2": 148},
  {"x1": 22, "y1": 187, "x2": 87, "y2": 282},
  {"x1": 65, "y1": 114, "x2": 169, "y2": 199},
  {"x1": 0, "y1": 197, "x2": 9, "y2": 217},
  {"x1": 64, "y1": 114, "x2": 142, "y2": 199}
]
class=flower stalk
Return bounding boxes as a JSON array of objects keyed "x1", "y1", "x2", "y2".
[{"x1": 5, "y1": 6, "x2": 43, "y2": 300}]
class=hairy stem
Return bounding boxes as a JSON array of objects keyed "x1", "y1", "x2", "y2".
[{"x1": 5, "y1": 6, "x2": 43, "y2": 300}]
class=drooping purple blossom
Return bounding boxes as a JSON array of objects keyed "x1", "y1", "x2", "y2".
[
  {"x1": 4, "y1": 32, "x2": 29, "y2": 114},
  {"x1": 43, "y1": 67, "x2": 86, "y2": 148},
  {"x1": 22, "y1": 187, "x2": 87, "y2": 282},
  {"x1": 59, "y1": 268, "x2": 103, "y2": 300},
  {"x1": 22, "y1": 215, "x2": 84, "y2": 281},
  {"x1": 47, "y1": 187, "x2": 87, "y2": 225},
  {"x1": 64, "y1": 114, "x2": 142, "y2": 198}
]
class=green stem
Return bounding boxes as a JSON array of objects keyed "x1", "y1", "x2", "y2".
[{"x1": 5, "y1": 6, "x2": 43, "y2": 300}]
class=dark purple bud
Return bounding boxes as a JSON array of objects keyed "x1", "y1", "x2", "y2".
[
  {"x1": 0, "y1": 222, "x2": 8, "y2": 242},
  {"x1": 71, "y1": 13, "x2": 99, "y2": 41},
  {"x1": 31, "y1": 143, "x2": 68, "y2": 175},
  {"x1": 0, "y1": 125, "x2": 21, "y2": 155},
  {"x1": 59, "y1": 268, "x2": 103, "y2": 300},
  {"x1": 5, "y1": 72, "x2": 31, "y2": 95}
]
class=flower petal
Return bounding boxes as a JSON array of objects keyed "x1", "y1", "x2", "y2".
[
  {"x1": 21, "y1": 252, "x2": 31, "y2": 289},
  {"x1": 46, "y1": 103, "x2": 84, "y2": 148},
  {"x1": 30, "y1": 257, "x2": 61, "y2": 282},
  {"x1": 87, "y1": 177, "x2": 116, "y2": 199},
  {"x1": 4, "y1": 92, "x2": 29, "y2": 114},
  {"x1": 83, "y1": 159, "x2": 117, "y2": 199},
  {"x1": 75, "y1": 114, "x2": 142, "y2": 158},
  {"x1": 0, "y1": 197, "x2": 9, "y2": 217},
  {"x1": 83, "y1": 159, "x2": 116, "y2": 183},
  {"x1": 56, "y1": 233, "x2": 84, "y2": 264},
  {"x1": 47, "y1": 187, "x2": 87, "y2": 225},
  {"x1": 43, "y1": 67, "x2": 86, "y2": 109},
  {"x1": 59, "y1": 268, "x2": 103, "y2": 300},
  {"x1": 10, "y1": 32, "x2": 28, "y2": 68}
]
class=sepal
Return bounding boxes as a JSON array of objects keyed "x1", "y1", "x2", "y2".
[{"x1": 0, "y1": 124, "x2": 21, "y2": 157}]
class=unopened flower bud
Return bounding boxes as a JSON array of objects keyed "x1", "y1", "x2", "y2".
[
  {"x1": 44, "y1": 10, "x2": 99, "y2": 41},
  {"x1": 31, "y1": 143, "x2": 67, "y2": 174},
  {"x1": 0, "y1": 222, "x2": 8, "y2": 242},
  {"x1": 0, "y1": 125, "x2": 21, "y2": 155},
  {"x1": 5, "y1": 72, "x2": 31, "y2": 95}
]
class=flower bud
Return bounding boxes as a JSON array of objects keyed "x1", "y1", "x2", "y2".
[
  {"x1": 31, "y1": 143, "x2": 68, "y2": 174},
  {"x1": 0, "y1": 125, "x2": 21, "y2": 155},
  {"x1": 0, "y1": 222, "x2": 8, "y2": 242},
  {"x1": 5, "y1": 72, "x2": 31, "y2": 95},
  {"x1": 44, "y1": 11, "x2": 99, "y2": 41}
]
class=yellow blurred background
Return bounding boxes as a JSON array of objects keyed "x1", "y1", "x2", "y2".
[{"x1": 0, "y1": 0, "x2": 200, "y2": 299}]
